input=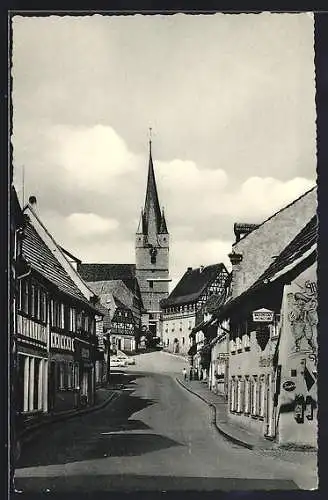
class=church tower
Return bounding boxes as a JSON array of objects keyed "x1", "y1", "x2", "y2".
[{"x1": 135, "y1": 138, "x2": 170, "y2": 338}]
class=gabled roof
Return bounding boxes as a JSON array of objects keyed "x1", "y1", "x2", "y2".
[
  {"x1": 11, "y1": 185, "x2": 25, "y2": 226},
  {"x1": 255, "y1": 215, "x2": 317, "y2": 285},
  {"x1": 22, "y1": 222, "x2": 95, "y2": 308},
  {"x1": 216, "y1": 215, "x2": 318, "y2": 320},
  {"x1": 60, "y1": 246, "x2": 82, "y2": 265},
  {"x1": 78, "y1": 263, "x2": 137, "y2": 292},
  {"x1": 161, "y1": 263, "x2": 227, "y2": 308},
  {"x1": 232, "y1": 186, "x2": 316, "y2": 246}
]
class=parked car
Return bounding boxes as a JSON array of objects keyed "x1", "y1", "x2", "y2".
[{"x1": 110, "y1": 357, "x2": 126, "y2": 368}]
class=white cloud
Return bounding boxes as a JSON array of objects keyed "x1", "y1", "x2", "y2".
[
  {"x1": 14, "y1": 123, "x2": 315, "y2": 285},
  {"x1": 66, "y1": 213, "x2": 119, "y2": 237}
]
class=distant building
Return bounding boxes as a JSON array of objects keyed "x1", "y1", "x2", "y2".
[
  {"x1": 110, "y1": 298, "x2": 137, "y2": 353},
  {"x1": 161, "y1": 264, "x2": 229, "y2": 355},
  {"x1": 77, "y1": 266, "x2": 144, "y2": 351}
]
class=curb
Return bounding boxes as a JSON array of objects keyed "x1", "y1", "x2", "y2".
[
  {"x1": 176, "y1": 377, "x2": 254, "y2": 450},
  {"x1": 19, "y1": 390, "x2": 121, "y2": 444}
]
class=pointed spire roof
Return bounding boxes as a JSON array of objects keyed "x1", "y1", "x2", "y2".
[
  {"x1": 159, "y1": 208, "x2": 168, "y2": 234},
  {"x1": 143, "y1": 139, "x2": 162, "y2": 234}
]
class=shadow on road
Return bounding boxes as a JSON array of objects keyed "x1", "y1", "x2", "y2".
[
  {"x1": 17, "y1": 376, "x2": 182, "y2": 468},
  {"x1": 14, "y1": 474, "x2": 299, "y2": 494}
]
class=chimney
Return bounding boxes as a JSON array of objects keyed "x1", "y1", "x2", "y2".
[
  {"x1": 28, "y1": 195, "x2": 37, "y2": 210},
  {"x1": 187, "y1": 267, "x2": 193, "y2": 272},
  {"x1": 199, "y1": 265, "x2": 204, "y2": 273}
]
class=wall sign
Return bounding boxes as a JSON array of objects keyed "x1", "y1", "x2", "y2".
[
  {"x1": 252, "y1": 308, "x2": 274, "y2": 323},
  {"x1": 282, "y1": 380, "x2": 296, "y2": 392},
  {"x1": 51, "y1": 332, "x2": 74, "y2": 352}
]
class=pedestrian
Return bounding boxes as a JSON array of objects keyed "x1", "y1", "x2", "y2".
[{"x1": 182, "y1": 367, "x2": 187, "y2": 380}]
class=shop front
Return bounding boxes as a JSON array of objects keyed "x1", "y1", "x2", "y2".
[
  {"x1": 74, "y1": 339, "x2": 96, "y2": 407},
  {"x1": 15, "y1": 313, "x2": 49, "y2": 422},
  {"x1": 49, "y1": 330, "x2": 76, "y2": 413}
]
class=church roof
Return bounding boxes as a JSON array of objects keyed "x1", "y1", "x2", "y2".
[
  {"x1": 78, "y1": 263, "x2": 137, "y2": 293},
  {"x1": 78, "y1": 263, "x2": 136, "y2": 282},
  {"x1": 138, "y1": 140, "x2": 164, "y2": 235},
  {"x1": 161, "y1": 263, "x2": 227, "y2": 308},
  {"x1": 159, "y1": 209, "x2": 169, "y2": 234}
]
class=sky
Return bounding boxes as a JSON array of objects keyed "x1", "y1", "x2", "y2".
[{"x1": 12, "y1": 13, "x2": 316, "y2": 291}]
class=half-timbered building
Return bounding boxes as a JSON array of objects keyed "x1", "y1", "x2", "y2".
[
  {"x1": 161, "y1": 264, "x2": 229, "y2": 355},
  {"x1": 110, "y1": 298, "x2": 137, "y2": 353},
  {"x1": 14, "y1": 199, "x2": 102, "y2": 423}
]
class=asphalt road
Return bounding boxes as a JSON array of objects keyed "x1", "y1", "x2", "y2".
[{"x1": 15, "y1": 351, "x2": 317, "y2": 493}]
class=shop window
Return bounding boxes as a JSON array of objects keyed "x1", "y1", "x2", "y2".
[
  {"x1": 74, "y1": 364, "x2": 80, "y2": 388},
  {"x1": 230, "y1": 378, "x2": 237, "y2": 412},
  {"x1": 67, "y1": 363, "x2": 73, "y2": 389},
  {"x1": 244, "y1": 377, "x2": 250, "y2": 415},
  {"x1": 251, "y1": 376, "x2": 259, "y2": 417},
  {"x1": 33, "y1": 358, "x2": 41, "y2": 410},
  {"x1": 16, "y1": 354, "x2": 25, "y2": 413},
  {"x1": 259, "y1": 376, "x2": 265, "y2": 418},
  {"x1": 59, "y1": 363, "x2": 65, "y2": 390},
  {"x1": 236, "y1": 377, "x2": 245, "y2": 413}
]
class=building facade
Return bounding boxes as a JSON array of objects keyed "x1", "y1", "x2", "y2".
[
  {"x1": 135, "y1": 141, "x2": 170, "y2": 338},
  {"x1": 161, "y1": 264, "x2": 229, "y2": 355},
  {"x1": 214, "y1": 193, "x2": 317, "y2": 448},
  {"x1": 14, "y1": 198, "x2": 102, "y2": 426},
  {"x1": 110, "y1": 299, "x2": 137, "y2": 353}
]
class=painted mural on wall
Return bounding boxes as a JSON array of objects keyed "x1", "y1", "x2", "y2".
[
  {"x1": 274, "y1": 261, "x2": 317, "y2": 447},
  {"x1": 287, "y1": 279, "x2": 317, "y2": 356}
]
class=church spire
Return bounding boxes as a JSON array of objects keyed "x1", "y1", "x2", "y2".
[
  {"x1": 142, "y1": 132, "x2": 162, "y2": 235},
  {"x1": 159, "y1": 207, "x2": 168, "y2": 234}
]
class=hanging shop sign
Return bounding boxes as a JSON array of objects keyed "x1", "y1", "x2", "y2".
[
  {"x1": 252, "y1": 308, "x2": 274, "y2": 323},
  {"x1": 282, "y1": 380, "x2": 296, "y2": 392}
]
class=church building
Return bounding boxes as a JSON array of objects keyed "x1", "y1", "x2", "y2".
[
  {"x1": 135, "y1": 139, "x2": 170, "y2": 338},
  {"x1": 78, "y1": 138, "x2": 170, "y2": 343}
]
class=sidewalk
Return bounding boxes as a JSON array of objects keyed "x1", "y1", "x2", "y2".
[
  {"x1": 176, "y1": 377, "x2": 278, "y2": 451},
  {"x1": 19, "y1": 385, "x2": 121, "y2": 445}
]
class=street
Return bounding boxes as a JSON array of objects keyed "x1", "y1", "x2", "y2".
[{"x1": 15, "y1": 351, "x2": 317, "y2": 493}]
